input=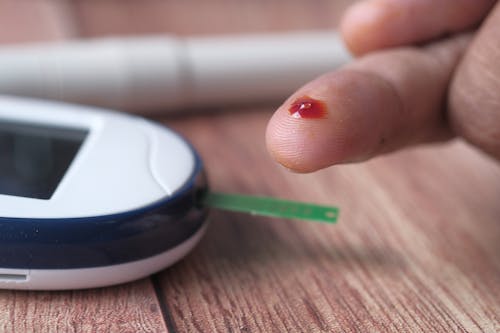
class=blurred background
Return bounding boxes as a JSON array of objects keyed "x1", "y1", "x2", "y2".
[{"x1": 0, "y1": 0, "x2": 353, "y2": 44}]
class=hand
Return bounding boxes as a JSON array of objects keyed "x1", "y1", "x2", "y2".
[{"x1": 266, "y1": 0, "x2": 500, "y2": 172}]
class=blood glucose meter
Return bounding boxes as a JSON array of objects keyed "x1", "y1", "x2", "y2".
[{"x1": 0, "y1": 96, "x2": 209, "y2": 290}]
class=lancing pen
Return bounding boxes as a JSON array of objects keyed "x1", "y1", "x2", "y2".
[{"x1": 0, "y1": 31, "x2": 351, "y2": 114}]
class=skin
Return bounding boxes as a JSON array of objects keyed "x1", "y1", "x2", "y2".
[
  {"x1": 2, "y1": 0, "x2": 499, "y2": 171},
  {"x1": 266, "y1": 0, "x2": 500, "y2": 172}
]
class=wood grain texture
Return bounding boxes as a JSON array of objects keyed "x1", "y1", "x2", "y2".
[
  {"x1": 0, "y1": 0, "x2": 76, "y2": 44},
  {"x1": 159, "y1": 110, "x2": 500, "y2": 333},
  {"x1": 0, "y1": 279, "x2": 167, "y2": 332},
  {"x1": 72, "y1": 0, "x2": 353, "y2": 37},
  {"x1": 1, "y1": 0, "x2": 499, "y2": 332}
]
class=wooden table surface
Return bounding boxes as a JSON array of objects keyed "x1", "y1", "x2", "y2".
[{"x1": 1, "y1": 1, "x2": 499, "y2": 332}]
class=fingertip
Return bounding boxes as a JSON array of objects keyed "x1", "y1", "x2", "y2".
[
  {"x1": 266, "y1": 112, "x2": 322, "y2": 173},
  {"x1": 266, "y1": 71, "x2": 397, "y2": 173},
  {"x1": 265, "y1": 93, "x2": 328, "y2": 173},
  {"x1": 341, "y1": 0, "x2": 494, "y2": 55},
  {"x1": 266, "y1": 118, "x2": 345, "y2": 174},
  {"x1": 265, "y1": 100, "x2": 340, "y2": 173},
  {"x1": 267, "y1": 36, "x2": 465, "y2": 172},
  {"x1": 340, "y1": 1, "x2": 388, "y2": 55}
]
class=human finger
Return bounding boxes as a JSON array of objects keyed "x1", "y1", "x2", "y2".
[
  {"x1": 266, "y1": 34, "x2": 470, "y2": 172},
  {"x1": 340, "y1": 0, "x2": 495, "y2": 55},
  {"x1": 449, "y1": 2, "x2": 500, "y2": 159}
]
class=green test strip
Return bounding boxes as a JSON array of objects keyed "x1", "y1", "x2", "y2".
[{"x1": 202, "y1": 192, "x2": 339, "y2": 224}]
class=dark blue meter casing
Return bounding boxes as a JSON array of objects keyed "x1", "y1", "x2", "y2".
[{"x1": 0, "y1": 96, "x2": 209, "y2": 290}]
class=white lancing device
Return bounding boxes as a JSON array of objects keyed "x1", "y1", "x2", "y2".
[{"x1": 0, "y1": 31, "x2": 351, "y2": 113}]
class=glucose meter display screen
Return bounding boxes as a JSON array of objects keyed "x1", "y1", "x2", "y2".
[{"x1": 0, "y1": 120, "x2": 88, "y2": 200}]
